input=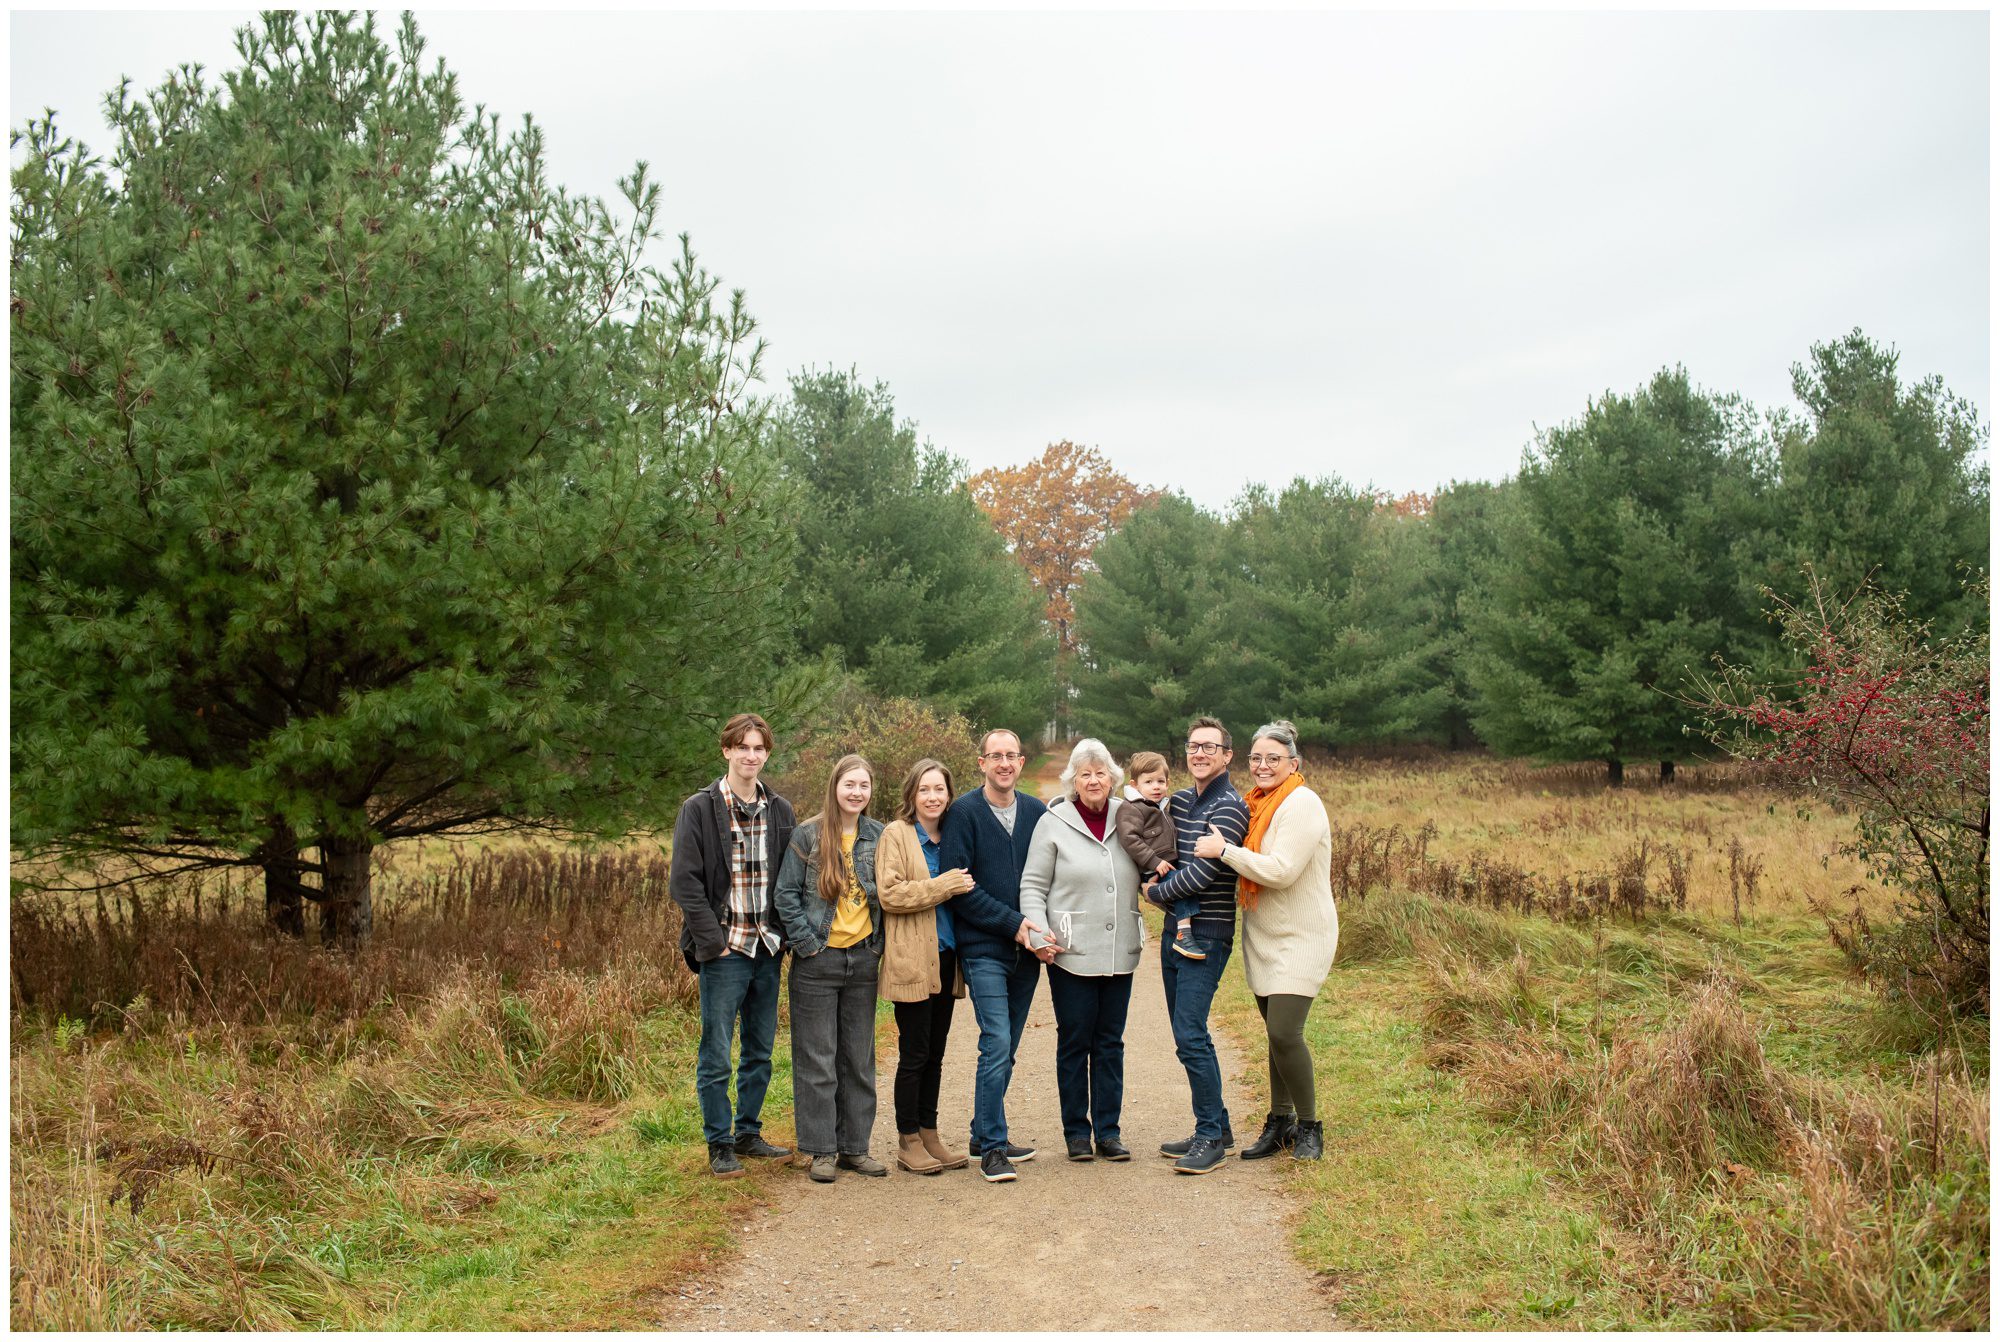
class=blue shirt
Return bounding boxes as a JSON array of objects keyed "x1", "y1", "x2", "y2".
[{"x1": 918, "y1": 826, "x2": 954, "y2": 951}]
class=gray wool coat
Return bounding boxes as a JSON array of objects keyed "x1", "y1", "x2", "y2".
[{"x1": 1018, "y1": 796, "x2": 1146, "y2": 977}]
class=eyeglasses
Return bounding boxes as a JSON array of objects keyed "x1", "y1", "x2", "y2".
[
  {"x1": 1247, "y1": 754, "x2": 1290, "y2": 767},
  {"x1": 982, "y1": 751, "x2": 1023, "y2": 763},
  {"x1": 1184, "y1": 741, "x2": 1226, "y2": 755}
]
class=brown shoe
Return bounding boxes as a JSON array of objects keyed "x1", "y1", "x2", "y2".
[
  {"x1": 897, "y1": 1131, "x2": 943, "y2": 1175},
  {"x1": 920, "y1": 1127, "x2": 970, "y2": 1171}
]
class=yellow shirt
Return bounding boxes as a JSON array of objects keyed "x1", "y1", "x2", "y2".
[{"x1": 825, "y1": 828, "x2": 874, "y2": 948}]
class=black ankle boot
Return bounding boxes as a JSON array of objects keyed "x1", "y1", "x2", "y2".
[
  {"x1": 1240, "y1": 1111, "x2": 1298, "y2": 1160},
  {"x1": 1290, "y1": 1119, "x2": 1324, "y2": 1161}
]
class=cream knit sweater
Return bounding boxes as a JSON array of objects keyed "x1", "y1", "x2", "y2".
[{"x1": 1219, "y1": 785, "x2": 1338, "y2": 998}]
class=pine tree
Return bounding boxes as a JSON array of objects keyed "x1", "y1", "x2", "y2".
[
  {"x1": 1772, "y1": 329, "x2": 1989, "y2": 632},
  {"x1": 10, "y1": 13, "x2": 810, "y2": 943},
  {"x1": 772, "y1": 369, "x2": 1053, "y2": 730},
  {"x1": 1071, "y1": 492, "x2": 1240, "y2": 753},
  {"x1": 1461, "y1": 369, "x2": 1771, "y2": 783},
  {"x1": 1227, "y1": 478, "x2": 1451, "y2": 750}
]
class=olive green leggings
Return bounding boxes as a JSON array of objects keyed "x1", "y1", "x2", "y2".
[{"x1": 1254, "y1": 993, "x2": 1317, "y2": 1121}]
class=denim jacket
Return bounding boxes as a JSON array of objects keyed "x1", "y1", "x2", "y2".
[{"x1": 773, "y1": 815, "x2": 885, "y2": 957}]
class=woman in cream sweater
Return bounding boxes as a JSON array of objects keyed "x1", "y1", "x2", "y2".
[{"x1": 1192, "y1": 719, "x2": 1336, "y2": 1161}]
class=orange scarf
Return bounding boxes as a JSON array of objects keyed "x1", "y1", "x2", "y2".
[{"x1": 1237, "y1": 770, "x2": 1306, "y2": 909}]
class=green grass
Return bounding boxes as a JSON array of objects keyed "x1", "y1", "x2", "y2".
[
  {"x1": 1212, "y1": 956, "x2": 1691, "y2": 1328},
  {"x1": 1206, "y1": 888, "x2": 1988, "y2": 1329}
]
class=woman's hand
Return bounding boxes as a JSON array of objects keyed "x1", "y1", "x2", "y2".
[
  {"x1": 943, "y1": 866, "x2": 975, "y2": 894},
  {"x1": 1193, "y1": 824, "x2": 1228, "y2": 860}
]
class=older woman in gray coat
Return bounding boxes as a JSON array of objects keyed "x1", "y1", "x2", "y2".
[{"x1": 1018, "y1": 737, "x2": 1145, "y2": 1162}]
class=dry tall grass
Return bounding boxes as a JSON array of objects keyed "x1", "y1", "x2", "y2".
[
  {"x1": 10, "y1": 843, "x2": 704, "y2": 1329},
  {"x1": 1416, "y1": 934, "x2": 1989, "y2": 1327}
]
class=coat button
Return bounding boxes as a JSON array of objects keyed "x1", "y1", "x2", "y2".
[
  {"x1": 1104, "y1": 922, "x2": 1114, "y2": 930},
  {"x1": 1105, "y1": 884, "x2": 1114, "y2": 893}
]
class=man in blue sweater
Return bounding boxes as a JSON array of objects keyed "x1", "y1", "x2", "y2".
[
  {"x1": 1145, "y1": 715, "x2": 1251, "y2": 1175},
  {"x1": 941, "y1": 727, "x2": 1054, "y2": 1184}
]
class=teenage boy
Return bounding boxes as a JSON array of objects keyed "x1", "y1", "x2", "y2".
[
  {"x1": 1145, "y1": 716, "x2": 1250, "y2": 1176},
  {"x1": 670, "y1": 712, "x2": 798, "y2": 1179},
  {"x1": 941, "y1": 727, "x2": 1055, "y2": 1184}
]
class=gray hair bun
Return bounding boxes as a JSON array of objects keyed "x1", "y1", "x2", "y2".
[{"x1": 1253, "y1": 719, "x2": 1301, "y2": 757}]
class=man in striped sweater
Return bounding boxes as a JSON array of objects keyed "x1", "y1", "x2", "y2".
[{"x1": 1144, "y1": 715, "x2": 1251, "y2": 1175}]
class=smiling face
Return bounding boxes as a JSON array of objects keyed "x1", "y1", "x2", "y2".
[
  {"x1": 1246, "y1": 736, "x2": 1298, "y2": 790},
  {"x1": 1185, "y1": 723, "x2": 1231, "y2": 786},
  {"x1": 978, "y1": 730, "x2": 1024, "y2": 796},
  {"x1": 1071, "y1": 759, "x2": 1113, "y2": 809},
  {"x1": 834, "y1": 765, "x2": 873, "y2": 820},
  {"x1": 914, "y1": 768, "x2": 952, "y2": 825},
  {"x1": 722, "y1": 729, "x2": 769, "y2": 786}
]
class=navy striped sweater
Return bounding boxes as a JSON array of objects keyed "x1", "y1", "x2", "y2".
[{"x1": 1151, "y1": 776, "x2": 1250, "y2": 942}]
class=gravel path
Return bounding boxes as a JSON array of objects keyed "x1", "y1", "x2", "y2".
[{"x1": 660, "y1": 944, "x2": 1341, "y2": 1331}]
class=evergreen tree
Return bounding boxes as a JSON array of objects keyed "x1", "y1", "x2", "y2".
[
  {"x1": 1227, "y1": 478, "x2": 1451, "y2": 749},
  {"x1": 1461, "y1": 369, "x2": 1770, "y2": 783},
  {"x1": 1428, "y1": 479, "x2": 1509, "y2": 749},
  {"x1": 1071, "y1": 492, "x2": 1240, "y2": 753},
  {"x1": 1772, "y1": 329, "x2": 1989, "y2": 631},
  {"x1": 10, "y1": 13, "x2": 810, "y2": 943},
  {"x1": 771, "y1": 369, "x2": 1053, "y2": 730}
]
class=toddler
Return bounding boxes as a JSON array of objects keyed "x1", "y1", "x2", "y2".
[{"x1": 1114, "y1": 752, "x2": 1205, "y2": 960}]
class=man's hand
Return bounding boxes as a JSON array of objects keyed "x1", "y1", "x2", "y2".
[
  {"x1": 1193, "y1": 823, "x2": 1228, "y2": 860},
  {"x1": 1015, "y1": 918, "x2": 1052, "y2": 949}
]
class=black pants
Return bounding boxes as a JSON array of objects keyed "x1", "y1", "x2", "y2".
[{"x1": 891, "y1": 947, "x2": 958, "y2": 1134}]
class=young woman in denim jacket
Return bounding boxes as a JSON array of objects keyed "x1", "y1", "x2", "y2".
[{"x1": 774, "y1": 753, "x2": 887, "y2": 1182}]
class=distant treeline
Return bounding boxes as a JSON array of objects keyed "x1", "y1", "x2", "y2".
[{"x1": 784, "y1": 331, "x2": 1988, "y2": 779}]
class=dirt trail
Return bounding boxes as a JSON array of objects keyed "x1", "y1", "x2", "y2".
[{"x1": 659, "y1": 944, "x2": 1341, "y2": 1331}]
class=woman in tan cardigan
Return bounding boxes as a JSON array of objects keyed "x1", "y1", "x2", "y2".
[
  {"x1": 876, "y1": 758, "x2": 977, "y2": 1173},
  {"x1": 1192, "y1": 719, "x2": 1336, "y2": 1161}
]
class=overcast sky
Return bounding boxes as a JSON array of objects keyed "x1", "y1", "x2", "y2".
[{"x1": 10, "y1": 8, "x2": 1990, "y2": 510}]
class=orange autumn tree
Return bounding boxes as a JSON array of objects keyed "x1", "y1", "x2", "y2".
[{"x1": 969, "y1": 440, "x2": 1156, "y2": 732}]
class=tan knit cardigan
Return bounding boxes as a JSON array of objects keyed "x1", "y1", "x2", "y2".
[
  {"x1": 1219, "y1": 785, "x2": 1339, "y2": 998},
  {"x1": 874, "y1": 819, "x2": 969, "y2": 1003}
]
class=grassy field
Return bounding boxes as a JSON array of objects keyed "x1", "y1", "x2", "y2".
[
  {"x1": 1206, "y1": 754, "x2": 1988, "y2": 1329},
  {"x1": 10, "y1": 753, "x2": 1989, "y2": 1329},
  {"x1": 8, "y1": 846, "x2": 802, "y2": 1330}
]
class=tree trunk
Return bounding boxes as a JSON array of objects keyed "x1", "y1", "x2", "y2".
[
  {"x1": 1659, "y1": 759, "x2": 1675, "y2": 785},
  {"x1": 1606, "y1": 758, "x2": 1625, "y2": 787},
  {"x1": 319, "y1": 834, "x2": 375, "y2": 949},
  {"x1": 258, "y1": 823, "x2": 305, "y2": 938}
]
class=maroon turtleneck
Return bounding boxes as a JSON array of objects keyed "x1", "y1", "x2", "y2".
[{"x1": 1075, "y1": 798, "x2": 1108, "y2": 841}]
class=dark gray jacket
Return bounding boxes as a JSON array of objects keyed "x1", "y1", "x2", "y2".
[
  {"x1": 773, "y1": 815, "x2": 886, "y2": 958},
  {"x1": 669, "y1": 780, "x2": 797, "y2": 971}
]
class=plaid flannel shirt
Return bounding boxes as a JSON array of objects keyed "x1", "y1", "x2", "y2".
[{"x1": 719, "y1": 778, "x2": 783, "y2": 956}]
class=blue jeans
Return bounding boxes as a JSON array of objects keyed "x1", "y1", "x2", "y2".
[
  {"x1": 1047, "y1": 965, "x2": 1133, "y2": 1145},
  {"x1": 695, "y1": 946, "x2": 783, "y2": 1146},
  {"x1": 1160, "y1": 934, "x2": 1232, "y2": 1141},
  {"x1": 1169, "y1": 897, "x2": 1210, "y2": 953},
  {"x1": 961, "y1": 949, "x2": 1042, "y2": 1152}
]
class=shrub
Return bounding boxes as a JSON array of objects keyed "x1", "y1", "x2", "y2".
[
  {"x1": 770, "y1": 693, "x2": 981, "y2": 819},
  {"x1": 1698, "y1": 571, "x2": 1989, "y2": 1018}
]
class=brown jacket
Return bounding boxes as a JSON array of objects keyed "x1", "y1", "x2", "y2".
[
  {"x1": 1114, "y1": 794, "x2": 1175, "y2": 873},
  {"x1": 875, "y1": 819, "x2": 969, "y2": 1003}
]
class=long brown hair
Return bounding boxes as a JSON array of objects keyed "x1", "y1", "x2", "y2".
[
  {"x1": 897, "y1": 758, "x2": 956, "y2": 826},
  {"x1": 814, "y1": 753, "x2": 875, "y2": 905}
]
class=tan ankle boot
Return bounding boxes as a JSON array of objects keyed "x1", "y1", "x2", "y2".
[
  {"x1": 897, "y1": 1131, "x2": 943, "y2": 1175},
  {"x1": 919, "y1": 1127, "x2": 969, "y2": 1171}
]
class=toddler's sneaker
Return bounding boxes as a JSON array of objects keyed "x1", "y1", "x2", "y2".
[{"x1": 1171, "y1": 924, "x2": 1208, "y2": 960}]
